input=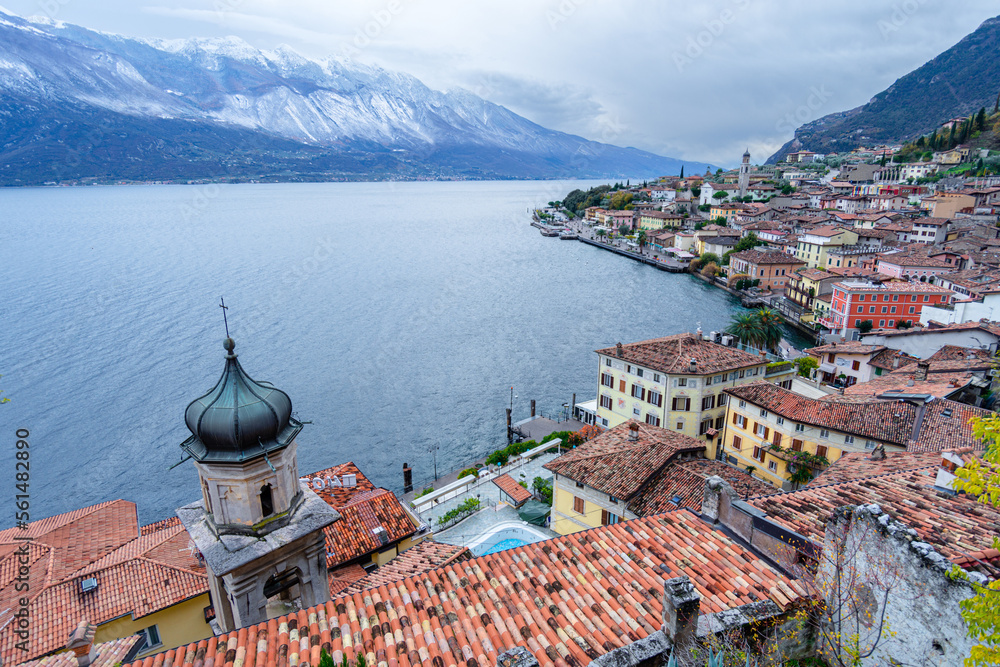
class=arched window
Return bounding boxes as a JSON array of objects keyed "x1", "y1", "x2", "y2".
[{"x1": 260, "y1": 484, "x2": 274, "y2": 517}]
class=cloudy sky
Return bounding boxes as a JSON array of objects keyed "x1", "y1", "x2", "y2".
[{"x1": 4, "y1": 1, "x2": 997, "y2": 166}]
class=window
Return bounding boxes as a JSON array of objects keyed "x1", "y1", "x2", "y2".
[
  {"x1": 715, "y1": 415, "x2": 724, "y2": 429},
  {"x1": 138, "y1": 625, "x2": 162, "y2": 650},
  {"x1": 752, "y1": 446, "x2": 766, "y2": 463},
  {"x1": 702, "y1": 395, "x2": 715, "y2": 410},
  {"x1": 795, "y1": 423, "x2": 805, "y2": 432},
  {"x1": 705, "y1": 376, "x2": 713, "y2": 386},
  {"x1": 653, "y1": 373, "x2": 661, "y2": 382},
  {"x1": 816, "y1": 445, "x2": 828, "y2": 458},
  {"x1": 605, "y1": 358, "x2": 611, "y2": 367},
  {"x1": 754, "y1": 422, "x2": 769, "y2": 438},
  {"x1": 772, "y1": 431, "x2": 782, "y2": 447},
  {"x1": 909, "y1": 306, "x2": 915, "y2": 314},
  {"x1": 864, "y1": 440, "x2": 877, "y2": 450},
  {"x1": 890, "y1": 306, "x2": 896, "y2": 314},
  {"x1": 645, "y1": 414, "x2": 661, "y2": 427},
  {"x1": 733, "y1": 413, "x2": 747, "y2": 428},
  {"x1": 714, "y1": 375, "x2": 722, "y2": 384},
  {"x1": 887, "y1": 320, "x2": 894, "y2": 327},
  {"x1": 718, "y1": 394, "x2": 728, "y2": 407},
  {"x1": 881, "y1": 306, "x2": 887, "y2": 313},
  {"x1": 636, "y1": 368, "x2": 644, "y2": 378},
  {"x1": 678, "y1": 378, "x2": 687, "y2": 387},
  {"x1": 633, "y1": 407, "x2": 641, "y2": 416},
  {"x1": 843, "y1": 435, "x2": 855, "y2": 445},
  {"x1": 573, "y1": 496, "x2": 584, "y2": 513},
  {"x1": 768, "y1": 461, "x2": 778, "y2": 472},
  {"x1": 827, "y1": 353, "x2": 835, "y2": 363},
  {"x1": 600, "y1": 394, "x2": 612, "y2": 410},
  {"x1": 923, "y1": 295, "x2": 929, "y2": 302},
  {"x1": 631, "y1": 384, "x2": 645, "y2": 400},
  {"x1": 626, "y1": 365, "x2": 632, "y2": 374},
  {"x1": 647, "y1": 390, "x2": 663, "y2": 407},
  {"x1": 856, "y1": 306, "x2": 863, "y2": 314},
  {"x1": 732, "y1": 436, "x2": 743, "y2": 451},
  {"x1": 575, "y1": 481, "x2": 584, "y2": 488},
  {"x1": 852, "y1": 360, "x2": 860, "y2": 371},
  {"x1": 738, "y1": 400, "x2": 746, "y2": 408},
  {"x1": 879, "y1": 320, "x2": 885, "y2": 327},
  {"x1": 699, "y1": 419, "x2": 713, "y2": 435},
  {"x1": 791, "y1": 439, "x2": 803, "y2": 452},
  {"x1": 260, "y1": 484, "x2": 274, "y2": 517},
  {"x1": 776, "y1": 416, "x2": 784, "y2": 425},
  {"x1": 601, "y1": 510, "x2": 620, "y2": 526},
  {"x1": 892, "y1": 295, "x2": 899, "y2": 302},
  {"x1": 819, "y1": 429, "x2": 830, "y2": 439},
  {"x1": 738, "y1": 370, "x2": 745, "y2": 379},
  {"x1": 619, "y1": 379, "x2": 626, "y2": 393},
  {"x1": 676, "y1": 422, "x2": 684, "y2": 430},
  {"x1": 601, "y1": 373, "x2": 614, "y2": 388},
  {"x1": 869, "y1": 306, "x2": 875, "y2": 313},
  {"x1": 759, "y1": 408, "x2": 768, "y2": 417},
  {"x1": 858, "y1": 294, "x2": 865, "y2": 302}
]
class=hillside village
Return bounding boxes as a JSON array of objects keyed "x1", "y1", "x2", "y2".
[{"x1": 6, "y1": 122, "x2": 1000, "y2": 667}]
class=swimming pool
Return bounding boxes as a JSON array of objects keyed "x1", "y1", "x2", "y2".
[{"x1": 467, "y1": 521, "x2": 554, "y2": 556}]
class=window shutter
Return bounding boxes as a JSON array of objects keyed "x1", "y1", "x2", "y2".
[
  {"x1": 641, "y1": 388, "x2": 646, "y2": 401},
  {"x1": 620, "y1": 380, "x2": 626, "y2": 393},
  {"x1": 772, "y1": 431, "x2": 781, "y2": 447},
  {"x1": 732, "y1": 412, "x2": 738, "y2": 425},
  {"x1": 764, "y1": 427, "x2": 770, "y2": 439}
]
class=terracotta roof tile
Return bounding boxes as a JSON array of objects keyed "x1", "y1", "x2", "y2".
[
  {"x1": 307, "y1": 462, "x2": 377, "y2": 508},
  {"x1": 807, "y1": 450, "x2": 943, "y2": 487},
  {"x1": 328, "y1": 563, "x2": 368, "y2": 596},
  {"x1": 323, "y1": 489, "x2": 417, "y2": 566},
  {"x1": 867, "y1": 348, "x2": 919, "y2": 371},
  {"x1": 844, "y1": 372, "x2": 975, "y2": 400},
  {"x1": 343, "y1": 541, "x2": 470, "y2": 595},
  {"x1": 543, "y1": 421, "x2": 705, "y2": 500},
  {"x1": 596, "y1": 333, "x2": 766, "y2": 376},
  {"x1": 492, "y1": 474, "x2": 532, "y2": 505},
  {"x1": 729, "y1": 249, "x2": 805, "y2": 266},
  {"x1": 127, "y1": 510, "x2": 807, "y2": 667},
  {"x1": 926, "y1": 345, "x2": 993, "y2": 362},
  {"x1": 749, "y1": 468, "x2": 1000, "y2": 575},
  {"x1": 805, "y1": 342, "x2": 884, "y2": 356},
  {"x1": 627, "y1": 460, "x2": 779, "y2": 515},
  {"x1": 140, "y1": 516, "x2": 182, "y2": 536},
  {"x1": 16, "y1": 635, "x2": 143, "y2": 667}
]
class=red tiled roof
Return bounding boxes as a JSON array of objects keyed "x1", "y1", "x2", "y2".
[
  {"x1": 543, "y1": 421, "x2": 705, "y2": 501},
  {"x1": 17, "y1": 635, "x2": 143, "y2": 667},
  {"x1": 492, "y1": 474, "x2": 532, "y2": 505},
  {"x1": 0, "y1": 504, "x2": 208, "y2": 664},
  {"x1": 843, "y1": 372, "x2": 974, "y2": 400},
  {"x1": 749, "y1": 468, "x2": 1000, "y2": 574},
  {"x1": 867, "y1": 320, "x2": 1000, "y2": 338},
  {"x1": 596, "y1": 333, "x2": 766, "y2": 375},
  {"x1": 627, "y1": 460, "x2": 779, "y2": 515},
  {"x1": 126, "y1": 511, "x2": 807, "y2": 667},
  {"x1": 328, "y1": 563, "x2": 369, "y2": 597},
  {"x1": 139, "y1": 516, "x2": 182, "y2": 536},
  {"x1": 323, "y1": 489, "x2": 417, "y2": 567},
  {"x1": 926, "y1": 345, "x2": 993, "y2": 362},
  {"x1": 805, "y1": 342, "x2": 884, "y2": 356},
  {"x1": 729, "y1": 249, "x2": 805, "y2": 266},
  {"x1": 867, "y1": 348, "x2": 919, "y2": 371},
  {"x1": 343, "y1": 541, "x2": 470, "y2": 595},
  {"x1": 807, "y1": 450, "x2": 944, "y2": 487},
  {"x1": 308, "y1": 462, "x2": 377, "y2": 508}
]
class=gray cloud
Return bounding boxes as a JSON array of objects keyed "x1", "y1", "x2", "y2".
[{"x1": 3, "y1": 0, "x2": 997, "y2": 166}]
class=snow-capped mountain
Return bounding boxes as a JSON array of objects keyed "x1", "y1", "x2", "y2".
[{"x1": 0, "y1": 9, "x2": 710, "y2": 183}]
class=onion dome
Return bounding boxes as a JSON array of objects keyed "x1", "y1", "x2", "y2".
[
  {"x1": 181, "y1": 337, "x2": 302, "y2": 464},
  {"x1": 743, "y1": 147, "x2": 751, "y2": 158}
]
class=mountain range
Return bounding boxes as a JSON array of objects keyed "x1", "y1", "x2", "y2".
[
  {"x1": 0, "y1": 10, "x2": 711, "y2": 185},
  {"x1": 769, "y1": 15, "x2": 1000, "y2": 162}
]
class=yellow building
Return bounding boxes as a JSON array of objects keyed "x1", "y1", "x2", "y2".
[
  {"x1": 543, "y1": 421, "x2": 775, "y2": 535},
  {"x1": 794, "y1": 225, "x2": 858, "y2": 268},
  {"x1": 718, "y1": 381, "x2": 987, "y2": 490},
  {"x1": 593, "y1": 333, "x2": 795, "y2": 442}
]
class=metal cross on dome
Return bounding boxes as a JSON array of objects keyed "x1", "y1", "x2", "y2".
[{"x1": 219, "y1": 297, "x2": 230, "y2": 337}]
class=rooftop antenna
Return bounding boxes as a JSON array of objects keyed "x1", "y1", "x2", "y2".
[{"x1": 219, "y1": 297, "x2": 230, "y2": 337}]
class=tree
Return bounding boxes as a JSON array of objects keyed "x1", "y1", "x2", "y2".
[
  {"x1": 618, "y1": 223, "x2": 631, "y2": 236},
  {"x1": 949, "y1": 415, "x2": 1000, "y2": 666},
  {"x1": 733, "y1": 232, "x2": 763, "y2": 253},
  {"x1": 596, "y1": 228, "x2": 607, "y2": 241},
  {"x1": 977, "y1": 107, "x2": 987, "y2": 132},
  {"x1": 701, "y1": 261, "x2": 719, "y2": 278},
  {"x1": 755, "y1": 308, "x2": 783, "y2": 352},
  {"x1": 679, "y1": 165, "x2": 684, "y2": 178},
  {"x1": 636, "y1": 229, "x2": 647, "y2": 253},
  {"x1": 796, "y1": 355, "x2": 818, "y2": 378},
  {"x1": 856, "y1": 319, "x2": 874, "y2": 334},
  {"x1": 712, "y1": 190, "x2": 729, "y2": 203},
  {"x1": 725, "y1": 313, "x2": 764, "y2": 349},
  {"x1": 699, "y1": 252, "x2": 720, "y2": 266},
  {"x1": 691, "y1": 186, "x2": 701, "y2": 198}
]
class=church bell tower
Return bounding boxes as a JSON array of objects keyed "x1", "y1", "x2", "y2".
[{"x1": 177, "y1": 336, "x2": 338, "y2": 632}]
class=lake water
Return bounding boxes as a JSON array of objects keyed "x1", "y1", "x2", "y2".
[{"x1": 1, "y1": 180, "x2": 792, "y2": 524}]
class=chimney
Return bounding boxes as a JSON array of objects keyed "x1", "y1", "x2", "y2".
[
  {"x1": 892, "y1": 355, "x2": 900, "y2": 369},
  {"x1": 870, "y1": 444, "x2": 886, "y2": 461},
  {"x1": 915, "y1": 360, "x2": 930, "y2": 382},
  {"x1": 66, "y1": 621, "x2": 96, "y2": 667},
  {"x1": 402, "y1": 463, "x2": 413, "y2": 494},
  {"x1": 616, "y1": 342, "x2": 624, "y2": 358},
  {"x1": 662, "y1": 577, "x2": 701, "y2": 663},
  {"x1": 628, "y1": 423, "x2": 640, "y2": 441},
  {"x1": 688, "y1": 358, "x2": 697, "y2": 373}
]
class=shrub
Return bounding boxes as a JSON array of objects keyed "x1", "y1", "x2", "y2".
[
  {"x1": 857, "y1": 319, "x2": 874, "y2": 334},
  {"x1": 415, "y1": 487, "x2": 434, "y2": 498},
  {"x1": 701, "y1": 261, "x2": 719, "y2": 277},
  {"x1": 457, "y1": 468, "x2": 479, "y2": 480}
]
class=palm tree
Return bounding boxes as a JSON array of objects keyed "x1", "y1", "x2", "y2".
[
  {"x1": 636, "y1": 230, "x2": 647, "y2": 254},
  {"x1": 755, "y1": 308, "x2": 784, "y2": 353},
  {"x1": 596, "y1": 228, "x2": 607, "y2": 242},
  {"x1": 726, "y1": 313, "x2": 764, "y2": 350}
]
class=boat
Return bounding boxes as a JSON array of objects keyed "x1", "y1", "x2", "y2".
[
  {"x1": 540, "y1": 228, "x2": 559, "y2": 237},
  {"x1": 559, "y1": 231, "x2": 578, "y2": 240}
]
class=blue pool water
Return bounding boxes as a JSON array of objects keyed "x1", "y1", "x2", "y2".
[{"x1": 481, "y1": 538, "x2": 528, "y2": 555}]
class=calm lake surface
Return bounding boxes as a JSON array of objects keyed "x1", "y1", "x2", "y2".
[{"x1": 1, "y1": 180, "x2": 793, "y2": 524}]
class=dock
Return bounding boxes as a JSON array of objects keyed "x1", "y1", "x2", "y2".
[{"x1": 577, "y1": 237, "x2": 688, "y2": 272}]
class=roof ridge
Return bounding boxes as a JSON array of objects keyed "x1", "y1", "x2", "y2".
[{"x1": 749, "y1": 465, "x2": 938, "y2": 500}]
